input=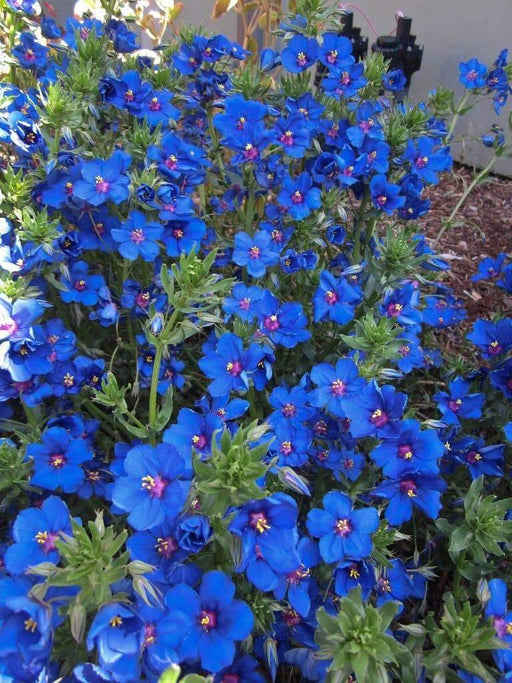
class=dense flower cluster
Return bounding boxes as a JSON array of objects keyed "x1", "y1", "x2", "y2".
[{"x1": 0, "y1": 2, "x2": 511, "y2": 682}]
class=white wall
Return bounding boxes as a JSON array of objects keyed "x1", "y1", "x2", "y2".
[{"x1": 338, "y1": 0, "x2": 512, "y2": 174}]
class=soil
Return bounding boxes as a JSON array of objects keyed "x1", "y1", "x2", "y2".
[{"x1": 420, "y1": 163, "x2": 512, "y2": 324}]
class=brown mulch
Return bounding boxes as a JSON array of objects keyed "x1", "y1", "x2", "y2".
[{"x1": 420, "y1": 163, "x2": 512, "y2": 324}]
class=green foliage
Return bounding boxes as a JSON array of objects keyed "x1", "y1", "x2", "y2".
[
  {"x1": 437, "y1": 476, "x2": 512, "y2": 577},
  {"x1": 28, "y1": 512, "x2": 157, "y2": 621},
  {"x1": 315, "y1": 587, "x2": 410, "y2": 682},
  {"x1": 194, "y1": 420, "x2": 271, "y2": 515},
  {"x1": 0, "y1": 439, "x2": 32, "y2": 510},
  {"x1": 159, "y1": 664, "x2": 211, "y2": 683},
  {"x1": 421, "y1": 596, "x2": 504, "y2": 682},
  {"x1": 341, "y1": 311, "x2": 403, "y2": 376}
]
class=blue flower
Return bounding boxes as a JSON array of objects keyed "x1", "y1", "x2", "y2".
[
  {"x1": 323, "y1": 62, "x2": 367, "y2": 98},
  {"x1": 375, "y1": 559, "x2": 415, "y2": 607},
  {"x1": 342, "y1": 380, "x2": 407, "y2": 438},
  {"x1": 275, "y1": 114, "x2": 311, "y2": 158},
  {"x1": 459, "y1": 58, "x2": 487, "y2": 88},
  {"x1": 163, "y1": 216, "x2": 206, "y2": 257},
  {"x1": 472, "y1": 254, "x2": 507, "y2": 282},
  {"x1": 466, "y1": 318, "x2": 512, "y2": 359},
  {"x1": 63, "y1": 18, "x2": 103, "y2": 49},
  {"x1": 309, "y1": 358, "x2": 366, "y2": 418},
  {"x1": 73, "y1": 151, "x2": 131, "y2": 206},
  {"x1": 369, "y1": 174, "x2": 405, "y2": 214},
  {"x1": 334, "y1": 560, "x2": 375, "y2": 599},
  {"x1": 232, "y1": 231, "x2": 280, "y2": 278},
  {"x1": 277, "y1": 172, "x2": 321, "y2": 220},
  {"x1": 223, "y1": 283, "x2": 264, "y2": 322},
  {"x1": 163, "y1": 407, "x2": 223, "y2": 463},
  {"x1": 86, "y1": 604, "x2": 142, "y2": 681},
  {"x1": 281, "y1": 35, "x2": 319, "y2": 73},
  {"x1": 198, "y1": 333, "x2": 266, "y2": 397},
  {"x1": 111, "y1": 210, "x2": 162, "y2": 261},
  {"x1": 402, "y1": 137, "x2": 452, "y2": 184},
  {"x1": 12, "y1": 33, "x2": 49, "y2": 69},
  {"x1": 0, "y1": 576, "x2": 52, "y2": 677},
  {"x1": 274, "y1": 537, "x2": 320, "y2": 617},
  {"x1": 485, "y1": 579, "x2": 512, "y2": 672},
  {"x1": 270, "y1": 419, "x2": 312, "y2": 467},
  {"x1": 214, "y1": 655, "x2": 265, "y2": 683},
  {"x1": 255, "y1": 291, "x2": 311, "y2": 348},
  {"x1": 373, "y1": 468, "x2": 446, "y2": 525},
  {"x1": 27, "y1": 427, "x2": 92, "y2": 493},
  {"x1": 229, "y1": 493, "x2": 300, "y2": 582},
  {"x1": 370, "y1": 419, "x2": 444, "y2": 476},
  {"x1": 318, "y1": 33, "x2": 353, "y2": 71},
  {"x1": 382, "y1": 69, "x2": 407, "y2": 92},
  {"x1": 268, "y1": 384, "x2": 314, "y2": 423},
  {"x1": 111, "y1": 443, "x2": 191, "y2": 530},
  {"x1": 165, "y1": 570, "x2": 253, "y2": 672},
  {"x1": 307, "y1": 491, "x2": 379, "y2": 563},
  {"x1": 434, "y1": 377, "x2": 485, "y2": 425},
  {"x1": 490, "y1": 359, "x2": 512, "y2": 399},
  {"x1": 313, "y1": 270, "x2": 361, "y2": 324},
  {"x1": 452, "y1": 437, "x2": 504, "y2": 479},
  {"x1": 5, "y1": 495, "x2": 72, "y2": 574}
]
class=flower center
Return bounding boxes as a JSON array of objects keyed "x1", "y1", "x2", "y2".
[
  {"x1": 282, "y1": 402, "x2": 296, "y2": 418},
  {"x1": 327, "y1": 49, "x2": 338, "y2": 64},
  {"x1": 331, "y1": 379, "x2": 346, "y2": 397},
  {"x1": 291, "y1": 190, "x2": 303, "y2": 204},
  {"x1": 296, "y1": 51, "x2": 307, "y2": 66},
  {"x1": 283, "y1": 608, "x2": 301, "y2": 627},
  {"x1": 74, "y1": 279, "x2": 86, "y2": 291},
  {"x1": 280, "y1": 440, "x2": 293, "y2": 456},
  {"x1": 199, "y1": 609, "x2": 217, "y2": 631},
  {"x1": 398, "y1": 444, "x2": 413, "y2": 459},
  {"x1": 249, "y1": 245, "x2": 261, "y2": 259},
  {"x1": 249, "y1": 511, "x2": 270, "y2": 533},
  {"x1": 35, "y1": 530, "x2": 59, "y2": 552},
  {"x1": 263, "y1": 314, "x2": 280, "y2": 332},
  {"x1": 192, "y1": 434, "x2": 208, "y2": 450},
  {"x1": 94, "y1": 176, "x2": 110, "y2": 194},
  {"x1": 239, "y1": 297, "x2": 251, "y2": 311},
  {"x1": 49, "y1": 453, "x2": 67, "y2": 469},
  {"x1": 24, "y1": 618, "x2": 38, "y2": 632},
  {"x1": 109, "y1": 616, "x2": 123, "y2": 627},
  {"x1": 335, "y1": 518, "x2": 352, "y2": 536},
  {"x1": 376, "y1": 194, "x2": 387, "y2": 206},
  {"x1": 324, "y1": 290, "x2": 338, "y2": 305},
  {"x1": 465, "y1": 450, "x2": 481, "y2": 464},
  {"x1": 287, "y1": 564, "x2": 310, "y2": 585},
  {"x1": 387, "y1": 303, "x2": 403, "y2": 318},
  {"x1": 488, "y1": 340, "x2": 503, "y2": 356},
  {"x1": 378, "y1": 577, "x2": 392, "y2": 593},
  {"x1": 222, "y1": 675, "x2": 240, "y2": 683},
  {"x1": 448, "y1": 398, "x2": 462, "y2": 412},
  {"x1": 165, "y1": 154, "x2": 178, "y2": 170},
  {"x1": 141, "y1": 474, "x2": 168, "y2": 498},
  {"x1": 144, "y1": 623, "x2": 157, "y2": 645},
  {"x1": 62, "y1": 372, "x2": 75, "y2": 387},
  {"x1": 149, "y1": 97, "x2": 161, "y2": 111},
  {"x1": 280, "y1": 130, "x2": 294, "y2": 146},
  {"x1": 466, "y1": 69, "x2": 478, "y2": 82},
  {"x1": 370, "y1": 408, "x2": 389, "y2": 427},
  {"x1": 226, "y1": 360, "x2": 243, "y2": 376},
  {"x1": 130, "y1": 228, "x2": 145, "y2": 244},
  {"x1": 236, "y1": 116, "x2": 246, "y2": 129},
  {"x1": 349, "y1": 563, "x2": 360, "y2": 578},
  {"x1": 399, "y1": 478, "x2": 417, "y2": 497},
  {"x1": 173, "y1": 228, "x2": 184, "y2": 239},
  {"x1": 415, "y1": 155, "x2": 429, "y2": 169},
  {"x1": 155, "y1": 536, "x2": 177, "y2": 558}
]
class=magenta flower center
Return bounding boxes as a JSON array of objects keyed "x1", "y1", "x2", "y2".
[
  {"x1": 324, "y1": 290, "x2": 338, "y2": 305},
  {"x1": 488, "y1": 340, "x2": 503, "y2": 356},
  {"x1": 94, "y1": 176, "x2": 110, "y2": 194},
  {"x1": 192, "y1": 433, "x2": 208, "y2": 450},
  {"x1": 376, "y1": 194, "x2": 388, "y2": 206},
  {"x1": 398, "y1": 443, "x2": 413, "y2": 460},
  {"x1": 280, "y1": 440, "x2": 293, "y2": 456},
  {"x1": 280, "y1": 130, "x2": 294, "y2": 146},
  {"x1": 465, "y1": 450, "x2": 481, "y2": 464},
  {"x1": 239, "y1": 297, "x2": 251, "y2": 311},
  {"x1": 263, "y1": 314, "x2": 280, "y2": 332},
  {"x1": 49, "y1": 453, "x2": 67, "y2": 469},
  {"x1": 165, "y1": 154, "x2": 178, "y2": 170},
  {"x1": 370, "y1": 408, "x2": 389, "y2": 427},
  {"x1": 283, "y1": 608, "x2": 301, "y2": 627},
  {"x1": 222, "y1": 675, "x2": 240, "y2": 683},
  {"x1": 330, "y1": 379, "x2": 347, "y2": 397},
  {"x1": 291, "y1": 190, "x2": 303, "y2": 204},
  {"x1": 466, "y1": 69, "x2": 478, "y2": 82},
  {"x1": 448, "y1": 398, "x2": 462, "y2": 413},
  {"x1": 387, "y1": 303, "x2": 403, "y2": 317},
  {"x1": 282, "y1": 402, "x2": 296, "y2": 418},
  {"x1": 249, "y1": 245, "x2": 261, "y2": 259},
  {"x1": 144, "y1": 622, "x2": 157, "y2": 645},
  {"x1": 130, "y1": 228, "x2": 145, "y2": 244},
  {"x1": 249, "y1": 511, "x2": 270, "y2": 533},
  {"x1": 155, "y1": 536, "x2": 177, "y2": 558},
  {"x1": 226, "y1": 360, "x2": 243, "y2": 376},
  {"x1": 35, "y1": 530, "x2": 59, "y2": 552},
  {"x1": 327, "y1": 49, "x2": 338, "y2": 64},
  {"x1": 74, "y1": 279, "x2": 87, "y2": 291},
  {"x1": 415, "y1": 155, "x2": 429, "y2": 169},
  {"x1": 296, "y1": 52, "x2": 307, "y2": 67},
  {"x1": 287, "y1": 564, "x2": 310, "y2": 585},
  {"x1": 199, "y1": 609, "x2": 217, "y2": 631},
  {"x1": 335, "y1": 518, "x2": 352, "y2": 536},
  {"x1": 149, "y1": 97, "x2": 161, "y2": 111},
  {"x1": 141, "y1": 474, "x2": 168, "y2": 498},
  {"x1": 399, "y1": 478, "x2": 417, "y2": 497}
]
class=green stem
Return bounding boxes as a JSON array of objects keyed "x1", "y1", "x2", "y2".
[
  {"x1": 446, "y1": 90, "x2": 471, "y2": 141},
  {"x1": 453, "y1": 550, "x2": 467, "y2": 601},
  {"x1": 433, "y1": 155, "x2": 497, "y2": 247}
]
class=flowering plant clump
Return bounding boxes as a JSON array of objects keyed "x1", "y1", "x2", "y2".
[{"x1": 0, "y1": 0, "x2": 512, "y2": 681}]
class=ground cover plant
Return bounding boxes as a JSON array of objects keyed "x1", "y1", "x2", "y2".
[{"x1": 0, "y1": 0, "x2": 512, "y2": 681}]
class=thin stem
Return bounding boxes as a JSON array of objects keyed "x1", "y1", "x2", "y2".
[
  {"x1": 433, "y1": 155, "x2": 497, "y2": 247},
  {"x1": 446, "y1": 90, "x2": 471, "y2": 141}
]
